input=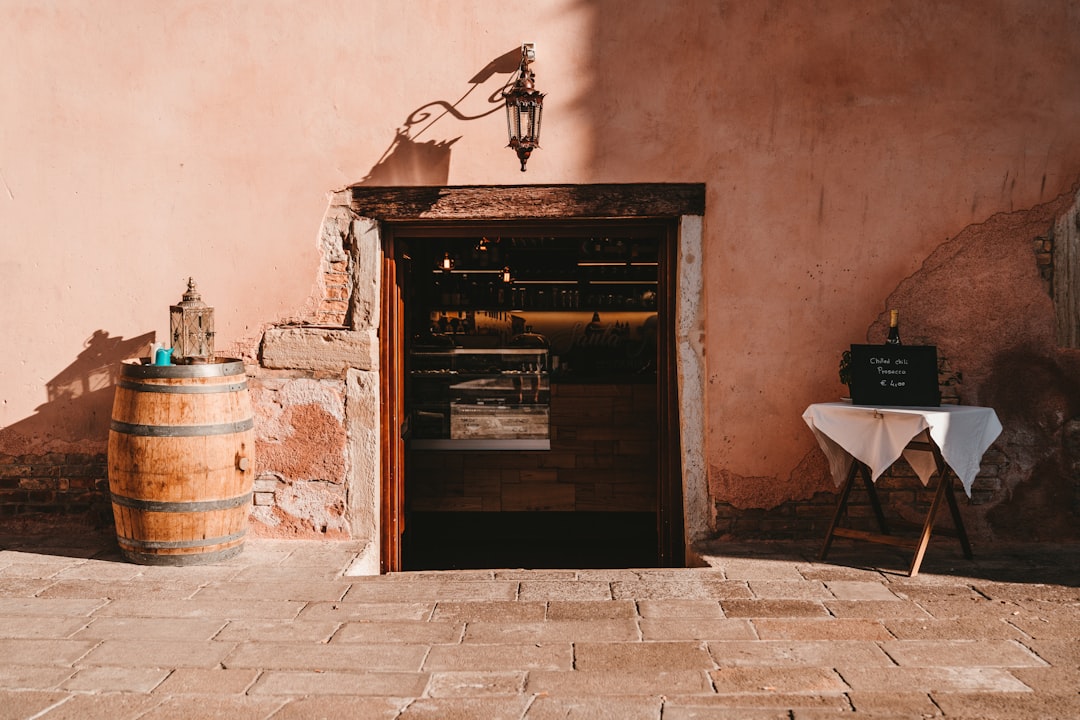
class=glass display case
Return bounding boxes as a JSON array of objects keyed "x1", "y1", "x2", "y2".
[{"x1": 408, "y1": 347, "x2": 550, "y2": 450}]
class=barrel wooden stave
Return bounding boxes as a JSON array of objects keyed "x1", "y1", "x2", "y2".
[{"x1": 107, "y1": 359, "x2": 254, "y2": 565}]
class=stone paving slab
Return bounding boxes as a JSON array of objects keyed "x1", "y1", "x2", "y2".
[
  {"x1": 661, "y1": 691, "x2": 852, "y2": 712},
  {"x1": 1008, "y1": 612, "x2": 1080, "y2": 638},
  {"x1": 62, "y1": 665, "x2": 170, "y2": 693},
  {"x1": 610, "y1": 579, "x2": 754, "y2": 600},
  {"x1": 93, "y1": 597, "x2": 305, "y2": 620},
  {"x1": 0, "y1": 577, "x2": 57, "y2": 597},
  {"x1": 913, "y1": 597, "x2": 1021, "y2": 619},
  {"x1": 525, "y1": 695, "x2": 664, "y2": 719},
  {"x1": 825, "y1": 580, "x2": 902, "y2": 601},
  {"x1": 839, "y1": 666, "x2": 1034, "y2": 693},
  {"x1": 334, "y1": 619, "x2": 464, "y2": 644},
  {"x1": 525, "y1": 669, "x2": 714, "y2": 695},
  {"x1": 35, "y1": 579, "x2": 206, "y2": 600},
  {"x1": 708, "y1": 666, "x2": 848, "y2": 694},
  {"x1": 1015, "y1": 638, "x2": 1080, "y2": 666},
  {"x1": 879, "y1": 639, "x2": 1047, "y2": 668},
  {"x1": 214, "y1": 618, "x2": 342, "y2": 643},
  {"x1": 462, "y1": 618, "x2": 639, "y2": 643},
  {"x1": 193, "y1": 580, "x2": 351, "y2": 602},
  {"x1": 0, "y1": 615, "x2": 90, "y2": 639},
  {"x1": 300, "y1": 600, "x2": 435, "y2": 621},
  {"x1": 824, "y1": 599, "x2": 933, "y2": 619},
  {"x1": 224, "y1": 642, "x2": 429, "y2": 672},
  {"x1": 423, "y1": 642, "x2": 573, "y2": 671},
  {"x1": 882, "y1": 616, "x2": 1026, "y2": 640},
  {"x1": 394, "y1": 696, "x2": 532, "y2": 720},
  {"x1": 73, "y1": 617, "x2": 227, "y2": 642},
  {"x1": 0, "y1": 638, "x2": 97, "y2": 666},
  {"x1": 516, "y1": 579, "x2": 614, "y2": 601},
  {"x1": 267, "y1": 696, "x2": 406, "y2": 719},
  {"x1": 81, "y1": 639, "x2": 235, "y2": 669},
  {"x1": 748, "y1": 580, "x2": 833, "y2": 600},
  {"x1": 637, "y1": 598, "x2": 724, "y2": 617},
  {"x1": 247, "y1": 670, "x2": 430, "y2": 697},
  {"x1": 28, "y1": 692, "x2": 165, "y2": 720},
  {"x1": 0, "y1": 664, "x2": 77, "y2": 691},
  {"x1": 709, "y1": 640, "x2": 895, "y2": 667},
  {"x1": 120, "y1": 695, "x2": 287, "y2": 719},
  {"x1": 752, "y1": 618, "x2": 893, "y2": 641},
  {"x1": 151, "y1": 667, "x2": 261, "y2": 696},
  {"x1": 932, "y1": 691, "x2": 1080, "y2": 719},
  {"x1": 722, "y1": 599, "x2": 832, "y2": 618},
  {"x1": 845, "y1": 691, "x2": 941, "y2": 716},
  {"x1": 546, "y1": 599, "x2": 637, "y2": 620},
  {"x1": 0, "y1": 530, "x2": 1077, "y2": 718},
  {"x1": 430, "y1": 600, "x2": 547, "y2": 622},
  {"x1": 1009, "y1": 665, "x2": 1080, "y2": 694},
  {"x1": 0, "y1": 690, "x2": 70, "y2": 720},
  {"x1": 425, "y1": 670, "x2": 526, "y2": 697},
  {"x1": 639, "y1": 617, "x2": 757, "y2": 641},
  {"x1": 575, "y1": 640, "x2": 716, "y2": 670},
  {"x1": 342, "y1": 580, "x2": 519, "y2": 602},
  {"x1": 0, "y1": 596, "x2": 105, "y2": 617}
]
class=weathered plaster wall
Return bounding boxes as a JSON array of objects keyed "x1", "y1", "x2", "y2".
[
  {"x1": 871, "y1": 189, "x2": 1080, "y2": 540},
  {"x1": 2, "y1": 1, "x2": 1080, "y2": 541}
]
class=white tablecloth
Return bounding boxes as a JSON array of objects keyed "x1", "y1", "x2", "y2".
[{"x1": 802, "y1": 403, "x2": 1002, "y2": 497}]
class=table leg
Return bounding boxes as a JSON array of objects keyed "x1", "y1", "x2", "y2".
[
  {"x1": 859, "y1": 463, "x2": 890, "y2": 535},
  {"x1": 942, "y1": 473, "x2": 974, "y2": 560},
  {"x1": 907, "y1": 467, "x2": 952, "y2": 577},
  {"x1": 815, "y1": 424, "x2": 978, "y2": 577},
  {"x1": 819, "y1": 460, "x2": 861, "y2": 562}
]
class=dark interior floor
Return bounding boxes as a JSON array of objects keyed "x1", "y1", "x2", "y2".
[{"x1": 401, "y1": 511, "x2": 658, "y2": 570}]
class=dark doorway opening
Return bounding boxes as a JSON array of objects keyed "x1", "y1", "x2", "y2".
[
  {"x1": 390, "y1": 222, "x2": 669, "y2": 571},
  {"x1": 403, "y1": 512, "x2": 658, "y2": 570}
]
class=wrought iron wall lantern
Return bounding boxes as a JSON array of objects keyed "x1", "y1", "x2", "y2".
[{"x1": 503, "y1": 43, "x2": 544, "y2": 172}]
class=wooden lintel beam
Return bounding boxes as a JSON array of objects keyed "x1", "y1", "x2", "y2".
[{"x1": 349, "y1": 184, "x2": 706, "y2": 221}]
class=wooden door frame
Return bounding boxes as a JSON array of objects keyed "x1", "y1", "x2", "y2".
[
  {"x1": 379, "y1": 234, "x2": 405, "y2": 574},
  {"x1": 656, "y1": 221, "x2": 685, "y2": 566},
  {"x1": 363, "y1": 184, "x2": 705, "y2": 571}
]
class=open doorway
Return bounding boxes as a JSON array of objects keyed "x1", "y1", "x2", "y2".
[
  {"x1": 387, "y1": 221, "x2": 672, "y2": 570},
  {"x1": 357, "y1": 184, "x2": 705, "y2": 574}
]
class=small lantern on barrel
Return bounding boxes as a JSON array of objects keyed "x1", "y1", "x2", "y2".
[{"x1": 170, "y1": 277, "x2": 214, "y2": 363}]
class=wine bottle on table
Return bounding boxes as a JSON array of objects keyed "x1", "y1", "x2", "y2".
[{"x1": 885, "y1": 309, "x2": 902, "y2": 345}]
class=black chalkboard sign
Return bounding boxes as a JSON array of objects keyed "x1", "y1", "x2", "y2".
[{"x1": 848, "y1": 344, "x2": 940, "y2": 407}]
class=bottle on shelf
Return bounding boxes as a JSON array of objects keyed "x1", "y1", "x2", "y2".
[{"x1": 885, "y1": 309, "x2": 902, "y2": 345}]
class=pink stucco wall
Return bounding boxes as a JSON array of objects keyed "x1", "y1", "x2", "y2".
[{"x1": 2, "y1": 1, "x2": 1080, "y2": 535}]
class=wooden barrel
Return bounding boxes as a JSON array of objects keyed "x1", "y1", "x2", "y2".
[{"x1": 107, "y1": 358, "x2": 254, "y2": 565}]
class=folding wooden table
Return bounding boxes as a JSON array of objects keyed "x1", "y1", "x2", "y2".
[{"x1": 802, "y1": 403, "x2": 1002, "y2": 577}]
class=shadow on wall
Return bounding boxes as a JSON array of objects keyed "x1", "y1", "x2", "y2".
[
  {"x1": 983, "y1": 349, "x2": 1080, "y2": 541},
  {"x1": 0, "y1": 330, "x2": 154, "y2": 454},
  {"x1": 352, "y1": 48, "x2": 521, "y2": 186}
]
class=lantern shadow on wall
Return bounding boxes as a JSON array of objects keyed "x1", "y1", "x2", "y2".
[
  {"x1": 0, "y1": 330, "x2": 156, "y2": 452},
  {"x1": 353, "y1": 45, "x2": 537, "y2": 186}
]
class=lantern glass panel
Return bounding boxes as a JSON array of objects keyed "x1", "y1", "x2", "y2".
[
  {"x1": 533, "y1": 103, "x2": 543, "y2": 142},
  {"x1": 511, "y1": 104, "x2": 524, "y2": 141},
  {"x1": 527, "y1": 104, "x2": 538, "y2": 140}
]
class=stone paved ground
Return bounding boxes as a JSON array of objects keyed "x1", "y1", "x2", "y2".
[{"x1": 0, "y1": 527, "x2": 1078, "y2": 719}]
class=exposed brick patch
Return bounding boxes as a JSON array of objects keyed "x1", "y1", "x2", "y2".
[
  {"x1": 0, "y1": 452, "x2": 111, "y2": 523},
  {"x1": 714, "y1": 453, "x2": 1009, "y2": 541}
]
